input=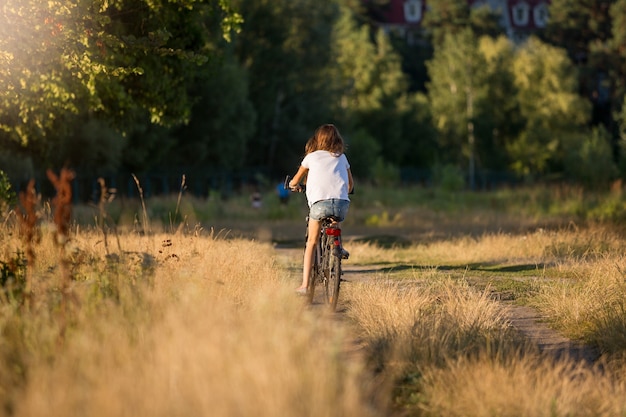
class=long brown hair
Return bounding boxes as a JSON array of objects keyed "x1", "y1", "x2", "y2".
[
  {"x1": 304, "y1": 136, "x2": 317, "y2": 155},
  {"x1": 314, "y1": 124, "x2": 345, "y2": 155}
]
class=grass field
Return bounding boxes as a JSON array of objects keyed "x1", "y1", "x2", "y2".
[
  {"x1": 343, "y1": 226, "x2": 626, "y2": 416},
  {"x1": 2, "y1": 183, "x2": 626, "y2": 416}
]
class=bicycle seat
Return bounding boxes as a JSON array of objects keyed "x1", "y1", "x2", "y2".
[{"x1": 320, "y1": 215, "x2": 342, "y2": 224}]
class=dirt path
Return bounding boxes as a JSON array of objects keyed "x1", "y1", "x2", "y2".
[
  {"x1": 276, "y1": 248, "x2": 600, "y2": 365},
  {"x1": 345, "y1": 262, "x2": 601, "y2": 363},
  {"x1": 503, "y1": 303, "x2": 600, "y2": 364},
  {"x1": 346, "y1": 263, "x2": 601, "y2": 364}
]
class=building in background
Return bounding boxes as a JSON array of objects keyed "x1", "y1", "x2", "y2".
[{"x1": 366, "y1": 0, "x2": 551, "y2": 43}]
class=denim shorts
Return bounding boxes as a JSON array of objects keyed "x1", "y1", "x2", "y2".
[{"x1": 309, "y1": 199, "x2": 350, "y2": 221}]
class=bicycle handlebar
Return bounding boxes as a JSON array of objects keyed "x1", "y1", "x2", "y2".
[{"x1": 284, "y1": 175, "x2": 305, "y2": 193}]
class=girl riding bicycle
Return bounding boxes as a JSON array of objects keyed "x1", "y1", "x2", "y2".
[{"x1": 289, "y1": 124, "x2": 354, "y2": 294}]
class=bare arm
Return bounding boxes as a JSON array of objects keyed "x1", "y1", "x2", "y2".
[
  {"x1": 289, "y1": 166, "x2": 308, "y2": 190},
  {"x1": 347, "y1": 168, "x2": 354, "y2": 194}
]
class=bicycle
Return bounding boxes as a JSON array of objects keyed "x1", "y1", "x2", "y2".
[{"x1": 284, "y1": 176, "x2": 349, "y2": 311}]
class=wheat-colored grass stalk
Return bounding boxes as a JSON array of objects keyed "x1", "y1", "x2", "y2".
[
  {"x1": 96, "y1": 177, "x2": 122, "y2": 255},
  {"x1": 132, "y1": 173, "x2": 150, "y2": 234},
  {"x1": 171, "y1": 174, "x2": 186, "y2": 233},
  {"x1": 15, "y1": 178, "x2": 38, "y2": 302}
]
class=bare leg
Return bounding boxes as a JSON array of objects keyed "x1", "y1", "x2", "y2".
[{"x1": 297, "y1": 218, "x2": 321, "y2": 290}]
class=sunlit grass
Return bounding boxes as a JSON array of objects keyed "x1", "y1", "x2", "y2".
[
  {"x1": 339, "y1": 223, "x2": 626, "y2": 415},
  {"x1": 0, "y1": 225, "x2": 379, "y2": 417},
  {"x1": 4, "y1": 183, "x2": 626, "y2": 417},
  {"x1": 419, "y1": 355, "x2": 626, "y2": 417}
]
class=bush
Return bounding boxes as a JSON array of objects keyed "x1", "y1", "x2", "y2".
[
  {"x1": 564, "y1": 126, "x2": 617, "y2": 188},
  {"x1": 372, "y1": 157, "x2": 400, "y2": 186},
  {"x1": 345, "y1": 129, "x2": 381, "y2": 180},
  {"x1": 432, "y1": 163, "x2": 465, "y2": 192}
]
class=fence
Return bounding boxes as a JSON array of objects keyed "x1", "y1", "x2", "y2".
[
  {"x1": 16, "y1": 169, "x2": 269, "y2": 203},
  {"x1": 13, "y1": 167, "x2": 524, "y2": 203}
]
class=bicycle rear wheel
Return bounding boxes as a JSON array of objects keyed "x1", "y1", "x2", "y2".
[{"x1": 322, "y1": 234, "x2": 342, "y2": 311}]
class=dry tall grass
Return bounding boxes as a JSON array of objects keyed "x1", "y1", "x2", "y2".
[
  {"x1": 0, "y1": 225, "x2": 380, "y2": 417},
  {"x1": 5, "y1": 181, "x2": 626, "y2": 417},
  {"x1": 340, "y1": 224, "x2": 626, "y2": 416},
  {"x1": 420, "y1": 355, "x2": 626, "y2": 417}
]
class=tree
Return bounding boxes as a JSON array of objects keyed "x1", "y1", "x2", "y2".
[
  {"x1": 332, "y1": 8, "x2": 408, "y2": 116},
  {"x1": 0, "y1": 0, "x2": 242, "y2": 171},
  {"x1": 422, "y1": 0, "x2": 471, "y2": 44},
  {"x1": 545, "y1": 1, "x2": 619, "y2": 134},
  {"x1": 563, "y1": 125, "x2": 617, "y2": 187},
  {"x1": 468, "y1": 35, "x2": 524, "y2": 174},
  {"x1": 332, "y1": 6, "x2": 433, "y2": 177},
  {"x1": 607, "y1": 0, "x2": 626, "y2": 117},
  {"x1": 422, "y1": 0, "x2": 502, "y2": 46},
  {"x1": 545, "y1": 0, "x2": 613, "y2": 62},
  {"x1": 426, "y1": 28, "x2": 489, "y2": 188},
  {"x1": 232, "y1": 0, "x2": 339, "y2": 173},
  {"x1": 169, "y1": 55, "x2": 256, "y2": 171},
  {"x1": 509, "y1": 37, "x2": 591, "y2": 178},
  {"x1": 617, "y1": 95, "x2": 626, "y2": 177}
]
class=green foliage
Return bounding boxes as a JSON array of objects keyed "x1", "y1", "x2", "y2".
[
  {"x1": 513, "y1": 37, "x2": 590, "y2": 130},
  {"x1": 468, "y1": 3, "x2": 504, "y2": 38},
  {"x1": 345, "y1": 129, "x2": 381, "y2": 180},
  {"x1": 476, "y1": 36, "x2": 521, "y2": 170},
  {"x1": 0, "y1": 170, "x2": 16, "y2": 215},
  {"x1": 546, "y1": 0, "x2": 625, "y2": 142},
  {"x1": 422, "y1": 0, "x2": 503, "y2": 45},
  {"x1": 364, "y1": 210, "x2": 392, "y2": 227},
  {"x1": 432, "y1": 163, "x2": 465, "y2": 192},
  {"x1": 618, "y1": 96, "x2": 626, "y2": 178},
  {"x1": 0, "y1": 152, "x2": 34, "y2": 198},
  {"x1": 422, "y1": 0, "x2": 471, "y2": 45},
  {"x1": 333, "y1": 10, "x2": 408, "y2": 115},
  {"x1": 331, "y1": 5, "x2": 422, "y2": 171},
  {"x1": 563, "y1": 126, "x2": 617, "y2": 188},
  {"x1": 372, "y1": 157, "x2": 400, "y2": 187},
  {"x1": 170, "y1": 56, "x2": 256, "y2": 170},
  {"x1": 585, "y1": 194, "x2": 626, "y2": 222},
  {"x1": 57, "y1": 118, "x2": 127, "y2": 174},
  {"x1": 0, "y1": 0, "x2": 242, "y2": 168},
  {"x1": 509, "y1": 37, "x2": 591, "y2": 178},
  {"x1": 1, "y1": 0, "x2": 624, "y2": 187},
  {"x1": 0, "y1": 250, "x2": 27, "y2": 301},
  {"x1": 608, "y1": 0, "x2": 626, "y2": 102},
  {"x1": 506, "y1": 124, "x2": 556, "y2": 178},
  {"x1": 545, "y1": 0, "x2": 613, "y2": 58},
  {"x1": 364, "y1": 91, "x2": 437, "y2": 169},
  {"x1": 232, "y1": 0, "x2": 339, "y2": 171},
  {"x1": 426, "y1": 28, "x2": 489, "y2": 166},
  {"x1": 610, "y1": 0, "x2": 626, "y2": 51}
]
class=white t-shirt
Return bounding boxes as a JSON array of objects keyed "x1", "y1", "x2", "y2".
[{"x1": 301, "y1": 150, "x2": 350, "y2": 207}]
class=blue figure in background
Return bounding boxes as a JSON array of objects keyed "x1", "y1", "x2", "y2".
[{"x1": 276, "y1": 182, "x2": 290, "y2": 205}]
